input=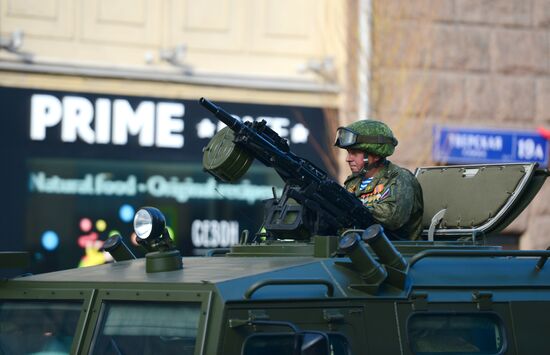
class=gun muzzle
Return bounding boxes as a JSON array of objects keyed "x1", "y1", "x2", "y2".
[{"x1": 199, "y1": 97, "x2": 239, "y2": 129}]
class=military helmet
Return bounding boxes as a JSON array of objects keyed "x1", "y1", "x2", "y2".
[{"x1": 334, "y1": 120, "x2": 398, "y2": 157}]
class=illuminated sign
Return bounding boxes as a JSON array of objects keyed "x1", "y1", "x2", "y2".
[
  {"x1": 31, "y1": 94, "x2": 185, "y2": 148},
  {"x1": 1, "y1": 86, "x2": 337, "y2": 274},
  {"x1": 433, "y1": 125, "x2": 549, "y2": 166},
  {"x1": 29, "y1": 171, "x2": 281, "y2": 204},
  {"x1": 191, "y1": 219, "x2": 239, "y2": 248},
  {"x1": 28, "y1": 92, "x2": 315, "y2": 151}
]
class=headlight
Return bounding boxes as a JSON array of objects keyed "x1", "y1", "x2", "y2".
[
  {"x1": 134, "y1": 207, "x2": 165, "y2": 241},
  {"x1": 132, "y1": 206, "x2": 181, "y2": 272}
]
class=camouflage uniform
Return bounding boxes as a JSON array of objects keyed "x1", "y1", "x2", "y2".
[
  {"x1": 335, "y1": 119, "x2": 424, "y2": 240},
  {"x1": 344, "y1": 160, "x2": 424, "y2": 240}
]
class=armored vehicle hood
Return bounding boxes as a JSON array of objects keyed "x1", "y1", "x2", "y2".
[{"x1": 1, "y1": 162, "x2": 549, "y2": 355}]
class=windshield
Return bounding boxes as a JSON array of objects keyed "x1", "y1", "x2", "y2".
[
  {"x1": 90, "y1": 302, "x2": 201, "y2": 355},
  {"x1": 0, "y1": 301, "x2": 82, "y2": 355}
]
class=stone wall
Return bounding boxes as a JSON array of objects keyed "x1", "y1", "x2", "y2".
[{"x1": 370, "y1": 0, "x2": 550, "y2": 248}]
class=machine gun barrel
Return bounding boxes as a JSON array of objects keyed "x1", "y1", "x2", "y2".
[
  {"x1": 199, "y1": 97, "x2": 241, "y2": 130},
  {"x1": 199, "y1": 97, "x2": 376, "y2": 235},
  {"x1": 199, "y1": 97, "x2": 290, "y2": 159}
]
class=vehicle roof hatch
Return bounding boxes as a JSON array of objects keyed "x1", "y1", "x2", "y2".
[{"x1": 415, "y1": 163, "x2": 548, "y2": 240}]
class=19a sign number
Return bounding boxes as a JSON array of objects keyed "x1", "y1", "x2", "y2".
[{"x1": 517, "y1": 138, "x2": 545, "y2": 160}]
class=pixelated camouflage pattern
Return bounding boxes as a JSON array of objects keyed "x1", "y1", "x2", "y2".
[
  {"x1": 344, "y1": 161, "x2": 424, "y2": 240},
  {"x1": 345, "y1": 120, "x2": 397, "y2": 157}
]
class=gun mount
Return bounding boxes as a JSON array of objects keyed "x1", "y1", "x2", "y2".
[{"x1": 200, "y1": 97, "x2": 376, "y2": 240}]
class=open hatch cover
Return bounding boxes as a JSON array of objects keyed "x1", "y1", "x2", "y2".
[{"x1": 415, "y1": 163, "x2": 549, "y2": 240}]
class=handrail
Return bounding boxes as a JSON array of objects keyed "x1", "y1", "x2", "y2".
[
  {"x1": 244, "y1": 279, "x2": 335, "y2": 299},
  {"x1": 247, "y1": 320, "x2": 300, "y2": 332},
  {"x1": 410, "y1": 249, "x2": 550, "y2": 267}
]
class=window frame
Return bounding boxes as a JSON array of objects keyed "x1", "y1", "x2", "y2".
[
  {"x1": 81, "y1": 289, "x2": 212, "y2": 355},
  {"x1": 0, "y1": 287, "x2": 94, "y2": 354},
  {"x1": 405, "y1": 311, "x2": 508, "y2": 355}
]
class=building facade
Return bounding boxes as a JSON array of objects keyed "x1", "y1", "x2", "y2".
[
  {"x1": 1, "y1": 0, "x2": 549, "y2": 272},
  {"x1": 369, "y1": 0, "x2": 550, "y2": 249}
]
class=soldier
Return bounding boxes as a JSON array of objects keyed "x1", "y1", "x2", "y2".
[{"x1": 334, "y1": 120, "x2": 424, "y2": 240}]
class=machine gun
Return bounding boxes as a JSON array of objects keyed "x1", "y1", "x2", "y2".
[{"x1": 199, "y1": 97, "x2": 376, "y2": 240}]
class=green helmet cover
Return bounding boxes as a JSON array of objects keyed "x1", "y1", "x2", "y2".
[{"x1": 343, "y1": 120, "x2": 397, "y2": 157}]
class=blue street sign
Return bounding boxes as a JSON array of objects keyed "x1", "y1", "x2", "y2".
[{"x1": 433, "y1": 125, "x2": 549, "y2": 166}]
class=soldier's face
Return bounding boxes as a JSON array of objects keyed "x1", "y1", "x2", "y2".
[{"x1": 346, "y1": 149, "x2": 365, "y2": 173}]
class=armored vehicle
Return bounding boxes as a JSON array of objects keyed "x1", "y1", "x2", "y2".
[{"x1": 1, "y1": 100, "x2": 550, "y2": 354}]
